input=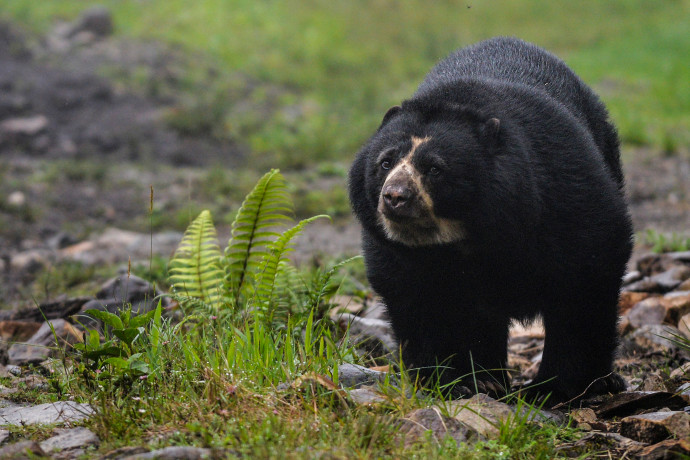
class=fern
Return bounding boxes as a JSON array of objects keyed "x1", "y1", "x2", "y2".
[
  {"x1": 253, "y1": 215, "x2": 329, "y2": 317},
  {"x1": 168, "y1": 210, "x2": 224, "y2": 309},
  {"x1": 224, "y1": 169, "x2": 293, "y2": 310}
]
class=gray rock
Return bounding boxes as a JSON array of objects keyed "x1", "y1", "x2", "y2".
[
  {"x1": 120, "y1": 446, "x2": 215, "y2": 459},
  {"x1": 0, "y1": 440, "x2": 46, "y2": 458},
  {"x1": 398, "y1": 407, "x2": 479, "y2": 447},
  {"x1": 348, "y1": 387, "x2": 386, "y2": 406},
  {"x1": 669, "y1": 251, "x2": 690, "y2": 262},
  {"x1": 0, "y1": 402, "x2": 94, "y2": 426},
  {"x1": 337, "y1": 313, "x2": 396, "y2": 357},
  {"x1": 556, "y1": 432, "x2": 645, "y2": 458},
  {"x1": 0, "y1": 428, "x2": 8, "y2": 444},
  {"x1": 361, "y1": 299, "x2": 389, "y2": 321},
  {"x1": 10, "y1": 249, "x2": 53, "y2": 276},
  {"x1": 0, "y1": 115, "x2": 48, "y2": 136},
  {"x1": 622, "y1": 270, "x2": 642, "y2": 286},
  {"x1": 444, "y1": 394, "x2": 514, "y2": 439},
  {"x1": 8, "y1": 319, "x2": 83, "y2": 365},
  {"x1": 676, "y1": 382, "x2": 690, "y2": 397},
  {"x1": 627, "y1": 297, "x2": 666, "y2": 328},
  {"x1": 39, "y1": 427, "x2": 99, "y2": 453},
  {"x1": 620, "y1": 410, "x2": 690, "y2": 444},
  {"x1": 336, "y1": 363, "x2": 385, "y2": 388},
  {"x1": 654, "y1": 265, "x2": 690, "y2": 291},
  {"x1": 628, "y1": 324, "x2": 686, "y2": 355},
  {"x1": 6, "y1": 365, "x2": 21, "y2": 376}
]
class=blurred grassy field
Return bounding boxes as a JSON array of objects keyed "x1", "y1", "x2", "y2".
[{"x1": 2, "y1": 0, "x2": 689, "y2": 166}]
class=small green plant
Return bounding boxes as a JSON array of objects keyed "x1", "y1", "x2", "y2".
[
  {"x1": 644, "y1": 229, "x2": 690, "y2": 253},
  {"x1": 74, "y1": 301, "x2": 162, "y2": 388},
  {"x1": 168, "y1": 169, "x2": 357, "y2": 326}
]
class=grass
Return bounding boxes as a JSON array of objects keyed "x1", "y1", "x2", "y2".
[{"x1": 1, "y1": 0, "x2": 688, "y2": 168}]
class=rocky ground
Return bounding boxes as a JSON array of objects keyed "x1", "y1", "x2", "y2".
[{"x1": 1, "y1": 7, "x2": 690, "y2": 459}]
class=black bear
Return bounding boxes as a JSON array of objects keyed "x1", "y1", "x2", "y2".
[{"x1": 348, "y1": 37, "x2": 633, "y2": 403}]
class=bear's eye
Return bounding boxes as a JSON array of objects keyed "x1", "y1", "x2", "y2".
[
  {"x1": 380, "y1": 160, "x2": 392, "y2": 170},
  {"x1": 428, "y1": 166, "x2": 441, "y2": 176}
]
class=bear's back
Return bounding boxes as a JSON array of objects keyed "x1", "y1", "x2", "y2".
[{"x1": 415, "y1": 37, "x2": 623, "y2": 187}]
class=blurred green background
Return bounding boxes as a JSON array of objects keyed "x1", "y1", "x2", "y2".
[{"x1": 2, "y1": 0, "x2": 688, "y2": 169}]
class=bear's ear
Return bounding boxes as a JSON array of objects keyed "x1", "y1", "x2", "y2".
[
  {"x1": 378, "y1": 105, "x2": 402, "y2": 130},
  {"x1": 483, "y1": 117, "x2": 501, "y2": 139}
]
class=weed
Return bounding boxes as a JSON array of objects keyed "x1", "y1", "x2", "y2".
[{"x1": 644, "y1": 229, "x2": 690, "y2": 253}]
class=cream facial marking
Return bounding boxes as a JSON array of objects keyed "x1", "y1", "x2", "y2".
[{"x1": 377, "y1": 136, "x2": 467, "y2": 246}]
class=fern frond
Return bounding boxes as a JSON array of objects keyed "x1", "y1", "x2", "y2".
[
  {"x1": 309, "y1": 256, "x2": 363, "y2": 313},
  {"x1": 168, "y1": 210, "x2": 225, "y2": 309},
  {"x1": 224, "y1": 169, "x2": 294, "y2": 309},
  {"x1": 254, "y1": 215, "x2": 330, "y2": 311}
]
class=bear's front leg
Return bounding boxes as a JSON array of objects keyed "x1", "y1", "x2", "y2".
[{"x1": 391, "y1": 307, "x2": 511, "y2": 399}]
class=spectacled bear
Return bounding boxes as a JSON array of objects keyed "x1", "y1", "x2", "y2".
[{"x1": 348, "y1": 37, "x2": 632, "y2": 403}]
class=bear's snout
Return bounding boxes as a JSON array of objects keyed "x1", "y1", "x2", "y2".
[{"x1": 380, "y1": 180, "x2": 422, "y2": 220}]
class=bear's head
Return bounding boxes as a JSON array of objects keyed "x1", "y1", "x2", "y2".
[{"x1": 349, "y1": 99, "x2": 503, "y2": 247}]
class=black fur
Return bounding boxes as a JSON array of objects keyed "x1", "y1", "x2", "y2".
[{"x1": 348, "y1": 37, "x2": 633, "y2": 402}]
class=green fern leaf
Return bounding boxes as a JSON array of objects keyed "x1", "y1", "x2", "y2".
[
  {"x1": 224, "y1": 169, "x2": 293, "y2": 309},
  {"x1": 169, "y1": 210, "x2": 225, "y2": 308},
  {"x1": 254, "y1": 215, "x2": 330, "y2": 312}
]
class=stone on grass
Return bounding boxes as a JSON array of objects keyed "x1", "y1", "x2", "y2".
[
  {"x1": 336, "y1": 363, "x2": 385, "y2": 389},
  {"x1": 336, "y1": 313, "x2": 396, "y2": 357},
  {"x1": 620, "y1": 411, "x2": 690, "y2": 444},
  {"x1": 348, "y1": 387, "x2": 386, "y2": 406},
  {"x1": 119, "y1": 446, "x2": 217, "y2": 459},
  {"x1": 444, "y1": 394, "x2": 514, "y2": 439},
  {"x1": 398, "y1": 408, "x2": 479, "y2": 447},
  {"x1": 39, "y1": 427, "x2": 99, "y2": 453},
  {"x1": 628, "y1": 324, "x2": 686, "y2": 355},
  {"x1": 0, "y1": 441, "x2": 46, "y2": 458},
  {"x1": 7, "y1": 319, "x2": 82, "y2": 365},
  {"x1": 0, "y1": 401, "x2": 94, "y2": 426}
]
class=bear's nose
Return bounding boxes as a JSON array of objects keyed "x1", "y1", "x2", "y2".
[{"x1": 383, "y1": 185, "x2": 411, "y2": 209}]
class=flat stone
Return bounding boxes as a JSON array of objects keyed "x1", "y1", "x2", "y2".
[
  {"x1": 663, "y1": 291, "x2": 690, "y2": 324},
  {"x1": 0, "y1": 401, "x2": 94, "y2": 426},
  {"x1": 39, "y1": 427, "x2": 99, "y2": 453},
  {"x1": 0, "y1": 115, "x2": 48, "y2": 136},
  {"x1": 678, "y1": 312, "x2": 690, "y2": 339},
  {"x1": 445, "y1": 394, "x2": 514, "y2": 438},
  {"x1": 628, "y1": 324, "x2": 686, "y2": 355},
  {"x1": 336, "y1": 363, "x2": 385, "y2": 388},
  {"x1": 8, "y1": 319, "x2": 83, "y2": 365},
  {"x1": 635, "y1": 438, "x2": 690, "y2": 459},
  {"x1": 556, "y1": 432, "x2": 644, "y2": 458},
  {"x1": 622, "y1": 270, "x2": 643, "y2": 286},
  {"x1": 0, "y1": 441, "x2": 47, "y2": 458},
  {"x1": 398, "y1": 407, "x2": 479, "y2": 447},
  {"x1": 0, "y1": 428, "x2": 9, "y2": 444},
  {"x1": 653, "y1": 265, "x2": 690, "y2": 292},
  {"x1": 348, "y1": 387, "x2": 386, "y2": 406},
  {"x1": 620, "y1": 411, "x2": 690, "y2": 444},
  {"x1": 627, "y1": 297, "x2": 666, "y2": 328},
  {"x1": 120, "y1": 446, "x2": 215, "y2": 459},
  {"x1": 0, "y1": 321, "x2": 42, "y2": 341},
  {"x1": 594, "y1": 391, "x2": 689, "y2": 418},
  {"x1": 336, "y1": 313, "x2": 396, "y2": 357},
  {"x1": 618, "y1": 291, "x2": 652, "y2": 314}
]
